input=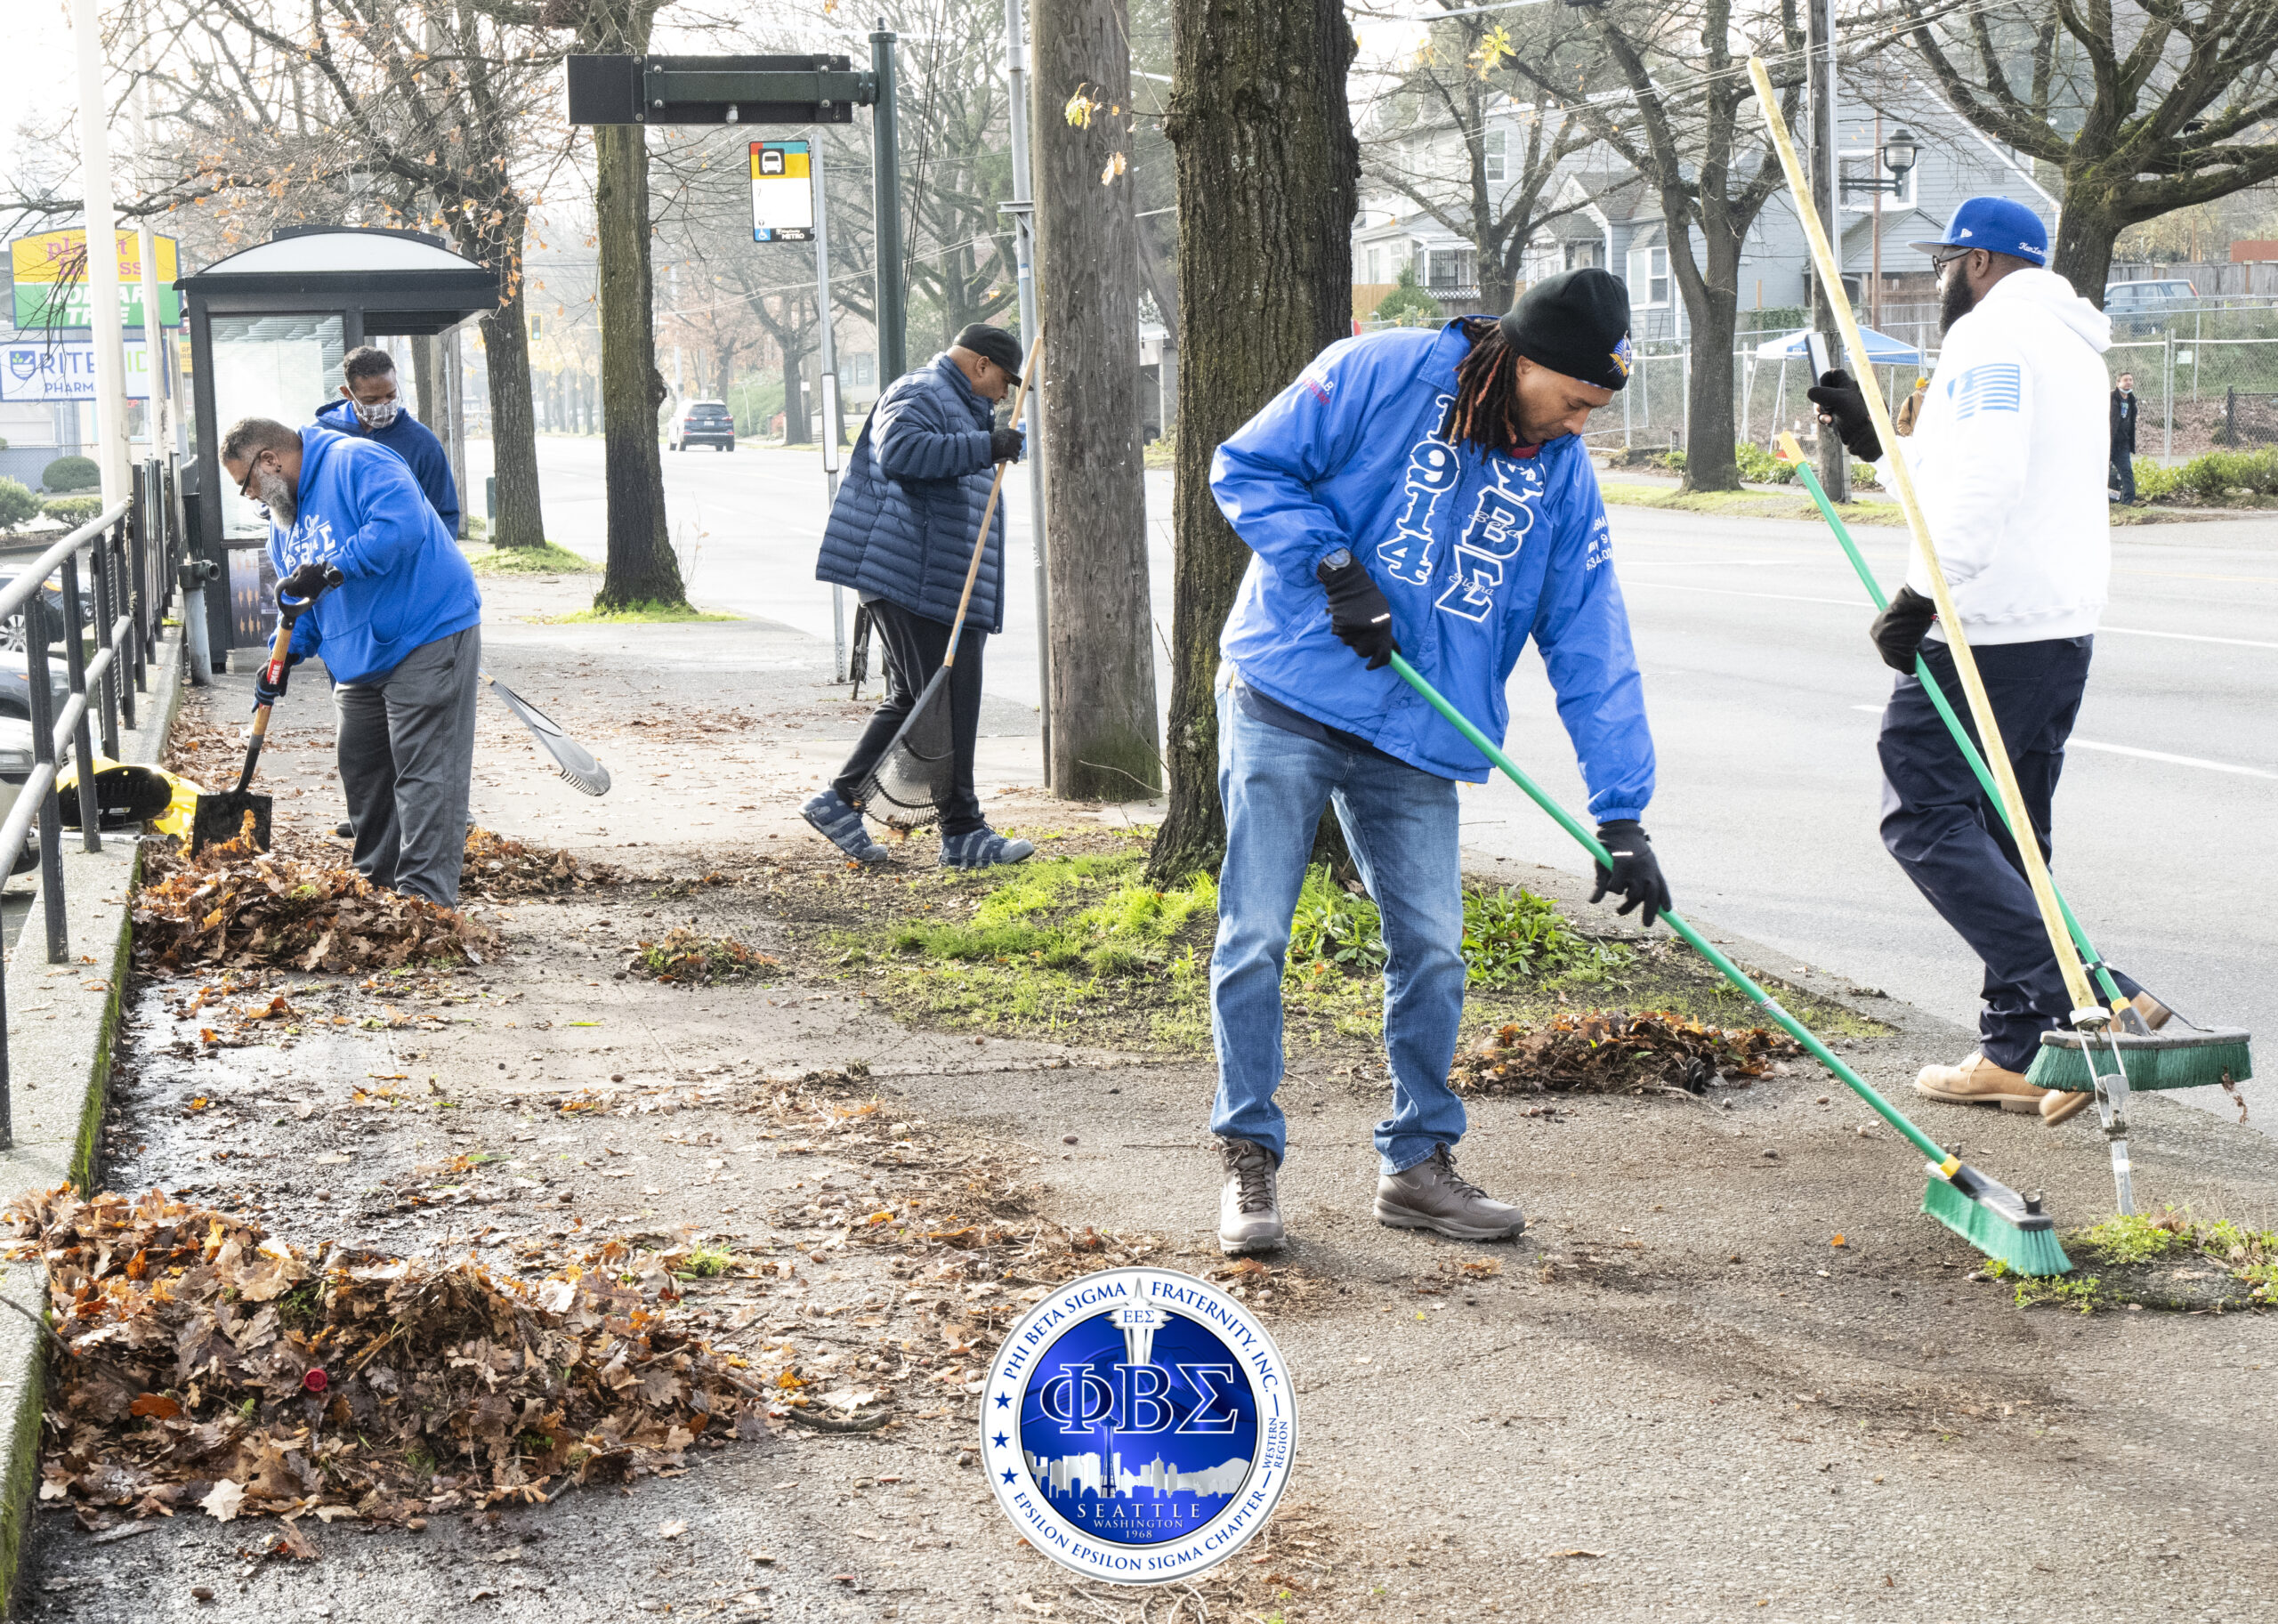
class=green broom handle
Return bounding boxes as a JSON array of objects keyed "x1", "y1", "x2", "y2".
[
  {"x1": 1786, "y1": 459, "x2": 2130, "y2": 1012},
  {"x1": 1385, "y1": 651, "x2": 1958, "y2": 1173}
]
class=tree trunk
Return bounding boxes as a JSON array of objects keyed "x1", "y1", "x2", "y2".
[
  {"x1": 2051, "y1": 188, "x2": 2123, "y2": 308},
  {"x1": 594, "y1": 121, "x2": 686, "y2": 606},
  {"x1": 1149, "y1": 0, "x2": 1355, "y2": 882},
  {"x1": 1036, "y1": 0, "x2": 1159, "y2": 802},
  {"x1": 409, "y1": 335, "x2": 439, "y2": 432},
  {"x1": 780, "y1": 345, "x2": 809, "y2": 444},
  {"x1": 477, "y1": 212, "x2": 546, "y2": 548},
  {"x1": 1677, "y1": 232, "x2": 1743, "y2": 494}
]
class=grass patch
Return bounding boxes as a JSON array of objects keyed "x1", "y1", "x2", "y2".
[
  {"x1": 543, "y1": 600, "x2": 739, "y2": 624},
  {"x1": 778, "y1": 828, "x2": 1876, "y2": 1054},
  {"x1": 1598, "y1": 481, "x2": 1903, "y2": 527},
  {"x1": 1985, "y1": 1206, "x2": 2278, "y2": 1311},
  {"x1": 463, "y1": 540, "x2": 598, "y2": 576},
  {"x1": 1143, "y1": 434, "x2": 1176, "y2": 470},
  {"x1": 676, "y1": 1242, "x2": 737, "y2": 1280}
]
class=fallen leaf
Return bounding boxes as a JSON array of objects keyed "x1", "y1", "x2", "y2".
[
  {"x1": 200, "y1": 1480, "x2": 246, "y2": 1523},
  {"x1": 658, "y1": 1519, "x2": 688, "y2": 1539},
  {"x1": 128, "y1": 1394, "x2": 182, "y2": 1419}
]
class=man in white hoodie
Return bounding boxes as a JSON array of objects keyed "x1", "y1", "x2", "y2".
[{"x1": 1810, "y1": 197, "x2": 2163, "y2": 1127}]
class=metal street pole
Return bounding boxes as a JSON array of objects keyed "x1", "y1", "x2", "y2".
[
  {"x1": 72, "y1": 0, "x2": 132, "y2": 505},
  {"x1": 870, "y1": 22, "x2": 906, "y2": 383},
  {"x1": 1002, "y1": 0, "x2": 1052, "y2": 782},
  {"x1": 1806, "y1": 0, "x2": 1848, "y2": 500},
  {"x1": 130, "y1": 38, "x2": 172, "y2": 461},
  {"x1": 814, "y1": 137, "x2": 848, "y2": 681}
]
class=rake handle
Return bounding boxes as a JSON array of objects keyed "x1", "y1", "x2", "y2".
[
  {"x1": 1780, "y1": 440, "x2": 2131, "y2": 1017},
  {"x1": 942, "y1": 331, "x2": 1045, "y2": 672},
  {"x1": 1747, "y1": 57, "x2": 2096, "y2": 1021},
  {"x1": 1387, "y1": 653, "x2": 1955, "y2": 1173}
]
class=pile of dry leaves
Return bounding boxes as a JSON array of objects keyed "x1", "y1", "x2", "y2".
[
  {"x1": 133, "y1": 829, "x2": 493, "y2": 974},
  {"x1": 13, "y1": 1186, "x2": 771, "y2": 1530},
  {"x1": 460, "y1": 827, "x2": 623, "y2": 899},
  {"x1": 1450, "y1": 1011, "x2": 1803, "y2": 1096},
  {"x1": 630, "y1": 926, "x2": 776, "y2": 986}
]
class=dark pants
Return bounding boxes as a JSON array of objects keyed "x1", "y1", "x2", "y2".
[
  {"x1": 1878, "y1": 636, "x2": 2139, "y2": 1072},
  {"x1": 2111, "y1": 448, "x2": 2137, "y2": 503},
  {"x1": 336, "y1": 626, "x2": 481, "y2": 906},
  {"x1": 832, "y1": 598, "x2": 987, "y2": 836}
]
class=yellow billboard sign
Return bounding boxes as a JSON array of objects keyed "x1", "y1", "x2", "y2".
[{"x1": 8, "y1": 229, "x2": 182, "y2": 328}]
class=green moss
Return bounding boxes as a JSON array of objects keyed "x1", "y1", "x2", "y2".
[
  {"x1": 1989, "y1": 1207, "x2": 2278, "y2": 1310},
  {"x1": 463, "y1": 540, "x2": 597, "y2": 576}
]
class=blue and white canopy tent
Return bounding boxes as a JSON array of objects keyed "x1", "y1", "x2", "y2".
[{"x1": 1746, "y1": 326, "x2": 1930, "y2": 453}]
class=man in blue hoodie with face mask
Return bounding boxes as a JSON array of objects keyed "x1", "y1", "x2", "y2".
[
  {"x1": 222, "y1": 416, "x2": 483, "y2": 905},
  {"x1": 314, "y1": 345, "x2": 461, "y2": 536}
]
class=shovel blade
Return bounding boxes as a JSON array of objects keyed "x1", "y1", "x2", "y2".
[{"x1": 188, "y1": 793, "x2": 271, "y2": 854}]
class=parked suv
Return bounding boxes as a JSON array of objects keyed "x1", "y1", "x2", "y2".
[
  {"x1": 2104, "y1": 279, "x2": 2199, "y2": 313},
  {"x1": 668, "y1": 400, "x2": 737, "y2": 452}
]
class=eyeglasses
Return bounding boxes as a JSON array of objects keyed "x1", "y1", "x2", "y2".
[
  {"x1": 1931, "y1": 248, "x2": 1972, "y2": 271},
  {"x1": 231, "y1": 453, "x2": 268, "y2": 501}
]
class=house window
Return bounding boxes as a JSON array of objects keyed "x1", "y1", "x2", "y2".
[
  {"x1": 1626, "y1": 245, "x2": 1669, "y2": 306},
  {"x1": 1838, "y1": 149, "x2": 1917, "y2": 212},
  {"x1": 1564, "y1": 241, "x2": 1604, "y2": 271},
  {"x1": 1426, "y1": 248, "x2": 1475, "y2": 288},
  {"x1": 1367, "y1": 246, "x2": 1384, "y2": 284},
  {"x1": 1483, "y1": 128, "x2": 1507, "y2": 183}
]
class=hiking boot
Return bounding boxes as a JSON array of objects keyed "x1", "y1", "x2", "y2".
[
  {"x1": 801, "y1": 788, "x2": 888, "y2": 865},
  {"x1": 1914, "y1": 1052, "x2": 2045, "y2": 1113},
  {"x1": 2041, "y1": 995, "x2": 2175, "y2": 1127},
  {"x1": 2128, "y1": 991, "x2": 2173, "y2": 1033},
  {"x1": 1218, "y1": 1138, "x2": 1284, "y2": 1256},
  {"x1": 940, "y1": 828, "x2": 1035, "y2": 870},
  {"x1": 1374, "y1": 1144, "x2": 1525, "y2": 1241}
]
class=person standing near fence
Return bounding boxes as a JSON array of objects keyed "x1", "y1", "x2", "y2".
[{"x1": 2110, "y1": 370, "x2": 2139, "y2": 504}]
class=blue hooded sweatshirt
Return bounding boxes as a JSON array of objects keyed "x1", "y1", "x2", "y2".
[
  {"x1": 314, "y1": 398, "x2": 461, "y2": 537},
  {"x1": 1212, "y1": 321, "x2": 1652, "y2": 820},
  {"x1": 273, "y1": 425, "x2": 481, "y2": 685}
]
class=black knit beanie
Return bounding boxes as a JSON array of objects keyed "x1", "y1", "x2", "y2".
[{"x1": 1497, "y1": 268, "x2": 1634, "y2": 392}]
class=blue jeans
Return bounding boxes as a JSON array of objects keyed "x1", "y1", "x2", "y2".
[
  {"x1": 1208, "y1": 672, "x2": 1468, "y2": 1174},
  {"x1": 1878, "y1": 636, "x2": 2139, "y2": 1072}
]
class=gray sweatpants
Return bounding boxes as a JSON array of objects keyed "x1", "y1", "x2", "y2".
[{"x1": 336, "y1": 625, "x2": 480, "y2": 905}]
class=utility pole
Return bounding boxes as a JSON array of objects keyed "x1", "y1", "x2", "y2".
[
  {"x1": 72, "y1": 0, "x2": 131, "y2": 505},
  {"x1": 1002, "y1": 0, "x2": 1052, "y2": 780},
  {"x1": 870, "y1": 23, "x2": 906, "y2": 382},
  {"x1": 1806, "y1": 0, "x2": 1848, "y2": 500},
  {"x1": 814, "y1": 138, "x2": 847, "y2": 680},
  {"x1": 129, "y1": 36, "x2": 174, "y2": 461}
]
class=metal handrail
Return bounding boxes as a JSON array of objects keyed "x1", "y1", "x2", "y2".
[{"x1": 0, "y1": 464, "x2": 182, "y2": 1151}]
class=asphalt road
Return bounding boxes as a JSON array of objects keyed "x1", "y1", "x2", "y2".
[{"x1": 497, "y1": 433, "x2": 2277, "y2": 1128}]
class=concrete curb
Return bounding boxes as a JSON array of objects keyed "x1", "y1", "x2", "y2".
[{"x1": 0, "y1": 627, "x2": 184, "y2": 1614}]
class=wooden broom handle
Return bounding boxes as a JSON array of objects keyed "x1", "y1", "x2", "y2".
[
  {"x1": 1748, "y1": 57, "x2": 2097, "y2": 1018},
  {"x1": 942, "y1": 329, "x2": 1044, "y2": 671}
]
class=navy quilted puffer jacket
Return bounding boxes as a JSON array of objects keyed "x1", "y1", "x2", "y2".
[{"x1": 816, "y1": 353, "x2": 1006, "y2": 631}]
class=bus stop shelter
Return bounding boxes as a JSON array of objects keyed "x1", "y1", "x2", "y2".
[{"x1": 174, "y1": 226, "x2": 497, "y2": 660}]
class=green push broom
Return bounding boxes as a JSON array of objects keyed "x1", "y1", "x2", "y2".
[
  {"x1": 1385, "y1": 652, "x2": 2071, "y2": 1277},
  {"x1": 1776, "y1": 432, "x2": 2252, "y2": 1103}
]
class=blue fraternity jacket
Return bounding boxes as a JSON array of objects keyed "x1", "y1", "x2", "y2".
[
  {"x1": 273, "y1": 426, "x2": 482, "y2": 685},
  {"x1": 314, "y1": 399, "x2": 462, "y2": 537},
  {"x1": 814, "y1": 353, "x2": 1005, "y2": 632},
  {"x1": 1212, "y1": 322, "x2": 1654, "y2": 819}
]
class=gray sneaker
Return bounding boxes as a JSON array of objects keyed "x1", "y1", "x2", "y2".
[
  {"x1": 1218, "y1": 1137, "x2": 1284, "y2": 1256},
  {"x1": 1375, "y1": 1144, "x2": 1525, "y2": 1241}
]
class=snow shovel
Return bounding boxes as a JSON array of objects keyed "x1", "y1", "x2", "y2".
[
  {"x1": 1387, "y1": 651, "x2": 2070, "y2": 1277},
  {"x1": 189, "y1": 567, "x2": 342, "y2": 854},
  {"x1": 482, "y1": 671, "x2": 610, "y2": 796},
  {"x1": 857, "y1": 331, "x2": 1043, "y2": 828}
]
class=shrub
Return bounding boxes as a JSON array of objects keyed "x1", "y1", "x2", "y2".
[
  {"x1": 2132, "y1": 456, "x2": 2179, "y2": 502},
  {"x1": 0, "y1": 478, "x2": 38, "y2": 532},
  {"x1": 41, "y1": 455, "x2": 100, "y2": 493},
  {"x1": 42, "y1": 495, "x2": 102, "y2": 526},
  {"x1": 1372, "y1": 263, "x2": 1442, "y2": 327},
  {"x1": 1733, "y1": 441, "x2": 1798, "y2": 485}
]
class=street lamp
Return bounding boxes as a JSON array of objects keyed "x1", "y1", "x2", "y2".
[{"x1": 1839, "y1": 125, "x2": 1918, "y2": 329}]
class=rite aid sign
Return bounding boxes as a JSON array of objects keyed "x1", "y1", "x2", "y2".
[{"x1": 0, "y1": 340, "x2": 153, "y2": 403}]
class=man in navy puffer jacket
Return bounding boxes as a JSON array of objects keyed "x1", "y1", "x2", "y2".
[{"x1": 809, "y1": 324, "x2": 1032, "y2": 869}]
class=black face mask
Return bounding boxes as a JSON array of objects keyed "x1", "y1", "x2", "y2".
[{"x1": 1938, "y1": 263, "x2": 1976, "y2": 335}]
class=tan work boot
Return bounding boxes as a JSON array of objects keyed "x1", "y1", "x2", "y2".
[
  {"x1": 1913, "y1": 1052, "x2": 2046, "y2": 1113},
  {"x1": 2041, "y1": 994, "x2": 2176, "y2": 1126}
]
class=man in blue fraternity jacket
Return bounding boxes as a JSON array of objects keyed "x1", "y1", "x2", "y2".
[
  {"x1": 1208, "y1": 269, "x2": 1669, "y2": 1255},
  {"x1": 806, "y1": 323, "x2": 1033, "y2": 869},
  {"x1": 222, "y1": 416, "x2": 483, "y2": 905},
  {"x1": 314, "y1": 345, "x2": 461, "y2": 536}
]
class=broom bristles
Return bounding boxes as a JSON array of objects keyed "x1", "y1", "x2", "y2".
[
  {"x1": 2027, "y1": 1027, "x2": 2254, "y2": 1093},
  {"x1": 1922, "y1": 1173, "x2": 2072, "y2": 1277}
]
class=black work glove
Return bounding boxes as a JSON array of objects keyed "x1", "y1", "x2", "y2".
[
  {"x1": 1805, "y1": 368, "x2": 1883, "y2": 463},
  {"x1": 989, "y1": 425, "x2": 1025, "y2": 464},
  {"x1": 1317, "y1": 555, "x2": 1399, "y2": 670},
  {"x1": 251, "y1": 652, "x2": 301, "y2": 712},
  {"x1": 1870, "y1": 586, "x2": 1938, "y2": 674},
  {"x1": 278, "y1": 562, "x2": 342, "y2": 620},
  {"x1": 1589, "y1": 819, "x2": 1671, "y2": 929}
]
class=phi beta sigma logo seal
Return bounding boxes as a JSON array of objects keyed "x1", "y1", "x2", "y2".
[{"x1": 981, "y1": 1267, "x2": 1296, "y2": 1584}]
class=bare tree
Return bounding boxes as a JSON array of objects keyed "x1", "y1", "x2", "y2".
[{"x1": 1897, "y1": 0, "x2": 2278, "y2": 299}]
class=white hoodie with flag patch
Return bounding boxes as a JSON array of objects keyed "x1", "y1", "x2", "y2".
[{"x1": 1878, "y1": 267, "x2": 2114, "y2": 645}]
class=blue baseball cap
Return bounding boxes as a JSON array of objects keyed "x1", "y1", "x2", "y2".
[{"x1": 1909, "y1": 197, "x2": 2048, "y2": 265}]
